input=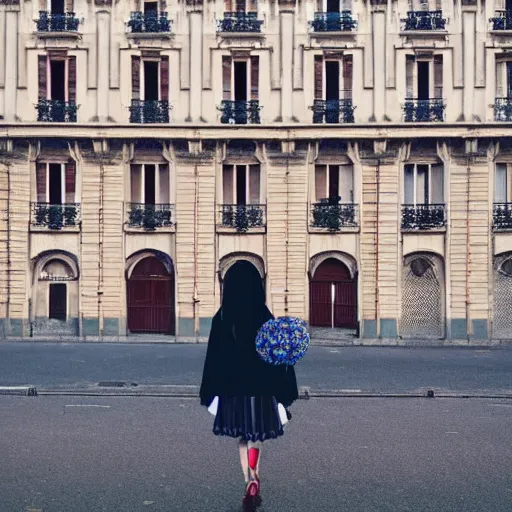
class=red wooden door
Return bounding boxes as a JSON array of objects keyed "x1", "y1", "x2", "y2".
[
  {"x1": 310, "y1": 258, "x2": 357, "y2": 328},
  {"x1": 127, "y1": 257, "x2": 175, "y2": 334}
]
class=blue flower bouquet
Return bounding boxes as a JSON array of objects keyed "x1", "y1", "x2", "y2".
[{"x1": 255, "y1": 316, "x2": 310, "y2": 366}]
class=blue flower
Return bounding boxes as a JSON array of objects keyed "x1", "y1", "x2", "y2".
[{"x1": 255, "y1": 316, "x2": 310, "y2": 366}]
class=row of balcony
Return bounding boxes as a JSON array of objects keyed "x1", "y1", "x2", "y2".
[{"x1": 30, "y1": 202, "x2": 512, "y2": 233}]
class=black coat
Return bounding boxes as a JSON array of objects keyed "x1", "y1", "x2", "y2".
[{"x1": 199, "y1": 310, "x2": 299, "y2": 408}]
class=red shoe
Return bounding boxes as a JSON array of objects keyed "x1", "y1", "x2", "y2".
[{"x1": 242, "y1": 478, "x2": 261, "y2": 511}]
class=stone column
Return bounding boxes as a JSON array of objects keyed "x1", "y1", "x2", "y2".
[
  {"x1": 372, "y1": 9, "x2": 386, "y2": 122},
  {"x1": 96, "y1": 10, "x2": 111, "y2": 122},
  {"x1": 280, "y1": 10, "x2": 294, "y2": 122},
  {"x1": 189, "y1": 11, "x2": 203, "y2": 122},
  {"x1": 3, "y1": 10, "x2": 18, "y2": 122}
]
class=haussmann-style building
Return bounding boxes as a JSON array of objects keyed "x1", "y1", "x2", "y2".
[{"x1": 1, "y1": 0, "x2": 512, "y2": 342}]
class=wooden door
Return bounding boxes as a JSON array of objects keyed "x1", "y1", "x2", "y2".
[
  {"x1": 49, "y1": 283, "x2": 67, "y2": 321},
  {"x1": 310, "y1": 258, "x2": 357, "y2": 328},
  {"x1": 127, "y1": 257, "x2": 175, "y2": 334}
]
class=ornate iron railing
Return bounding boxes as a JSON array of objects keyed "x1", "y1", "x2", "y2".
[
  {"x1": 401, "y1": 10, "x2": 446, "y2": 31},
  {"x1": 309, "y1": 11, "x2": 358, "y2": 32},
  {"x1": 31, "y1": 203, "x2": 80, "y2": 230},
  {"x1": 36, "y1": 11, "x2": 80, "y2": 32},
  {"x1": 489, "y1": 10, "x2": 512, "y2": 30},
  {"x1": 311, "y1": 202, "x2": 359, "y2": 231},
  {"x1": 217, "y1": 11, "x2": 263, "y2": 32},
  {"x1": 494, "y1": 98, "x2": 512, "y2": 121},
  {"x1": 401, "y1": 204, "x2": 446, "y2": 230},
  {"x1": 127, "y1": 203, "x2": 175, "y2": 230},
  {"x1": 35, "y1": 100, "x2": 79, "y2": 122},
  {"x1": 129, "y1": 99, "x2": 170, "y2": 123},
  {"x1": 402, "y1": 98, "x2": 445, "y2": 122},
  {"x1": 310, "y1": 98, "x2": 355, "y2": 123},
  {"x1": 493, "y1": 203, "x2": 512, "y2": 230},
  {"x1": 218, "y1": 100, "x2": 261, "y2": 124},
  {"x1": 218, "y1": 204, "x2": 266, "y2": 232},
  {"x1": 127, "y1": 11, "x2": 172, "y2": 33}
]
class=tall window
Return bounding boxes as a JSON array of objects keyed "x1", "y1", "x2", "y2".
[
  {"x1": 143, "y1": 0, "x2": 158, "y2": 14},
  {"x1": 36, "y1": 161, "x2": 76, "y2": 204},
  {"x1": 408, "y1": 0, "x2": 442, "y2": 9},
  {"x1": 314, "y1": 55, "x2": 353, "y2": 101},
  {"x1": 130, "y1": 164, "x2": 170, "y2": 204},
  {"x1": 222, "y1": 56, "x2": 259, "y2": 102},
  {"x1": 316, "y1": 0, "x2": 353, "y2": 11},
  {"x1": 315, "y1": 165, "x2": 354, "y2": 203},
  {"x1": 496, "y1": 60, "x2": 512, "y2": 99},
  {"x1": 224, "y1": 0, "x2": 257, "y2": 11},
  {"x1": 406, "y1": 55, "x2": 443, "y2": 100},
  {"x1": 131, "y1": 55, "x2": 169, "y2": 102},
  {"x1": 404, "y1": 163, "x2": 444, "y2": 205},
  {"x1": 38, "y1": 54, "x2": 76, "y2": 103},
  {"x1": 40, "y1": 0, "x2": 74, "y2": 13},
  {"x1": 223, "y1": 164, "x2": 261, "y2": 205},
  {"x1": 494, "y1": 163, "x2": 512, "y2": 203}
]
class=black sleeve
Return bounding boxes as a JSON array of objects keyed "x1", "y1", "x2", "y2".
[
  {"x1": 199, "y1": 313, "x2": 222, "y2": 407},
  {"x1": 274, "y1": 365, "x2": 299, "y2": 408}
]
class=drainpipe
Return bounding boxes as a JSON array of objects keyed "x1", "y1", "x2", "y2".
[
  {"x1": 466, "y1": 155, "x2": 471, "y2": 340},
  {"x1": 193, "y1": 163, "x2": 199, "y2": 339},
  {"x1": 98, "y1": 150, "x2": 105, "y2": 338},
  {"x1": 375, "y1": 157, "x2": 380, "y2": 337},
  {"x1": 284, "y1": 136, "x2": 290, "y2": 316},
  {"x1": 6, "y1": 161, "x2": 10, "y2": 337}
]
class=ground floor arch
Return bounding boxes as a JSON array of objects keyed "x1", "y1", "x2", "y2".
[
  {"x1": 309, "y1": 256, "x2": 358, "y2": 329},
  {"x1": 493, "y1": 252, "x2": 512, "y2": 339},
  {"x1": 126, "y1": 251, "x2": 175, "y2": 335}
]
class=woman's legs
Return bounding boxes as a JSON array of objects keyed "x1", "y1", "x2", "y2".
[
  {"x1": 247, "y1": 441, "x2": 262, "y2": 480},
  {"x1": 238, "y1": 438, "x2": 249, "y2": 483}
]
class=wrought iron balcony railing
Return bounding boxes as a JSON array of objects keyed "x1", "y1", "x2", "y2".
[
  {"x1": 311, "y1": 202, "x2": 359, "y2": 232},
  {"x1": 31, "y1": 203, "x2": 80, "y2": 230},
  {"x1": 36, "y1": 11, "x2": 80, "y2": 32},
  {"x1": 402, "y1": 98, "x2": 445, "y2": 122},
  {"x1": 218, "y1": 100, "x2": 262, "y2": 124},
  {"x1": 35, "y1": 100, "x2": 79, "y2": 122},
  {"x1": 218, "y1": 204, "x2": 266, "y2": 232},
  {"x1": 494, "y1": 98, "x2": 512, "y2": 121},
  {"x1": 127, "y1": 203, "x2": 175, "y2": 230},
  {"x1": 401, "y1": 204, "x2": 446, "y2": 230},
  {"x1": 310, "y1": 98, "x2": 355, "y2": 123},
  {"x1": 401, "y1": 10, "x2": 446, "y2": 31},
  {"x1": 127, "y1": 11, "x2": 172, "y2": 33},
  {"x1": 489, "y1": 10, "x2": 512, "y2": 30},
  {"x1": 493, "y1": 203, "x2": 512, "y2": 230},
  {"x1": 309, "y1": 11, "x2": 358, "y2": 32},
  {"x1": 129, "y1": 99, "x2": 170, "y2": 123},
  {"x1": 217, "y1": 11, "x2": 263, "y2": 32}
]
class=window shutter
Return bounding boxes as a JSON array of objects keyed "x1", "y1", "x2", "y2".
[
  {"x1": 132, "y1": 56, "x2": 141, "y2": 100},
  {"x1": 316, "y1": 0, "x2": 322, "y2": 11},
  {"x1": 433, "y1": 55, "x2": 443, "y2": 98},
  {"x1": 65, "y1": 160, "x2": 76, "y2": 203},
  {"x1": 339, "y1": 165, "x2": 354, "y2": 203},
  {"x1": 38, "y1": 55, "x2": 47, "y2": 101},
  {"x1": 248, "y1": 0, "x2": 258, "y2": 12},
  {"x1": 224, "y1": 0, "x2": 232, "y2": 11},
  {"x1": 249, "y1": 165, "x2": 261, "y2": 204},
  {"x1": 68, "y1": 56, "x2": 76, "y2": 104},
  {"x1": 495, "y1": 163, "x2": 507, "y2": 203},
  {"x1": 159, "y1": 164, "x2": 170, "y2": 204},
  {"x1": 416, "y1": 164, "x2": 428, "y2": 204},
  {"x1": 507, "y1": 62, "x2": 512, "y2": 98},
  {"x1": 314, "y1": 55, "x2": 323, "y2": 100},
  {"x1": 131, "y1": 164, "x2": 143, "y2": 203},
  {"x1": 36, "y1": 162, "x2": 47, "y2": 203},
  {"x1": 250, "y1": 56, "x2": 259, "y2": 100},
  {"x1": 39, "y1": 0, "x2": 46, "y2": 10},
  {"x1": 342, "y1": 55, "x2": 353, "y2": 99},
  {"x1": 134, "y1": 0, "x2": 141, "y2": 11},
  {"x1": 430, "y1": 164, "x2": 444, "y2": 204},
  {"x1": 222, "y1": 56, "x2": 232, "y2": 101},
  {"x1": 65, "y1": 0, "x2": 74, "y2": 12},
  {"x1": 496, "y1": 60, "x2": 505, "y2": 97},
  {"x1": 160, "y1": 55, "x2": 169, "y2": 101},
  {"x1": 406, "y1": 55, "x2": 414, "y2": 98},
  {"x1": 315, "y1": 165, "x2": 327, "y2": 201},
  {"x1": 223, "y1": 165, "x2": 234, "y2": 204},
  {"x1": 404, "y1": 164, "x2": 415, "y2": 204}
]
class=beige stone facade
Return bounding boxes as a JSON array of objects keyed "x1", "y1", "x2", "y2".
[{"x1": 1, "y1": 0, "x2": 512, "y2": 340}]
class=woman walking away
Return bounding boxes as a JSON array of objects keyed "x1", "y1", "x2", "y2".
[{"x1": 199, "y1": 261, "x2": 299, "y2": 511}]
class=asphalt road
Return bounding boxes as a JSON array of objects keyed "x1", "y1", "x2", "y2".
[
  {"x1": 1, "y1": 342, "x2": 512, "y2": 395},
  {"x1": 1, "y1": 395, "x2": 511, "y2": 512}
]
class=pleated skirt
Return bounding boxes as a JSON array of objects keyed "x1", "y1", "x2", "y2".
[{"x1": 213, "y1": 396, "x2": 285, "y2": 442}]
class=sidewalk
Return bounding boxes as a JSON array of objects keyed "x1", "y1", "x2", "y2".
[{"x1": 1, "y1": 341, "x2": 511, "y2": 397}]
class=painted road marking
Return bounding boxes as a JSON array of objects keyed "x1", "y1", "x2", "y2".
[{"x1": 65, "y1": 405, "x2": 111, "y2": 408}]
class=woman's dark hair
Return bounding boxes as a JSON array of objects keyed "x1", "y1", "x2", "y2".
[{"x1": 221, "y1": 261, "x2": 269, "y2": 348}]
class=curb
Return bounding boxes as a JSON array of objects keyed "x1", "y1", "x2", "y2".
[{"x1": 0, "y1": 386, "x2": 37, "y2": 396}]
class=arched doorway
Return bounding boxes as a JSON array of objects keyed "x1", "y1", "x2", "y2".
[
  {"x1": 310, "y1": 258, "x2": 357, "y2": 328},
  {"x1": 127, "y1": 256, "x2": 175, "y2": 334}
]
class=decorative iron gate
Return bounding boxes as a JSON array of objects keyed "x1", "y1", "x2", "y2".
[
  {"x1": 400, "y1": 253, "x2": 444, "y2": 339},
  {"x1": 493, "y1": 253, "x2": 512, "y2": 339},
  {"x1": 127, "y1": 257, "x2": 175, "y2": 334}
]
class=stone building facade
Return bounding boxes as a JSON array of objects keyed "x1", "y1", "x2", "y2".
[{"x1": 0, "y1": 0, "x2": 512, "y2": 341}]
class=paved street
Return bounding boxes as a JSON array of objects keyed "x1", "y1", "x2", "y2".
[
  {"x1": 1, "y1": 342, "x2": 512, "y2": 395},
  {"x1": 1, "y1": 395, "x2": 511, "y2": 512}
]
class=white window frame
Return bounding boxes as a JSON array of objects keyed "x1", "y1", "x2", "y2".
[
  {"x1": 494, "y1": 162, "x2": 512, "y2": 203},
  {"x1": 225, "y1": 0, "x2": 251, "y2": 12},
  {"x1": 228, "y1": 58, "x2": 252, "y2": 102},
  {"x1": 496, "y1": 59, "x2": 512, "y2": 98},
  {"x1": 408, "y1": 0, "x2": 440, "y2": 11},
  {"x1": 403, "y1": 162, "x2": 444, "y2": 205},
  {"x1": 223, "y1": 164, "x2": 261, "y2": 204},
  {"x1": 407, "y1": 58, "x2": 436, "y2": 99},
  {"x1": 140, "y1": 58, "x2": 161, "y2": 102},
  {"x1": 323, "y1": 58, "x2": 350, "y2": 101},
  {"x1": 46, "y1": 56, "x2": 69, "y2": 102},
  {"x1": 39, "y1": 162, "x2": 66, "y2": 204},
  {"x1": 316, "y1": 164, "x2": 354, "y2": 203},
  {"x1": 131, "y1": 163, "x2": 170, "y2": 204}
]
